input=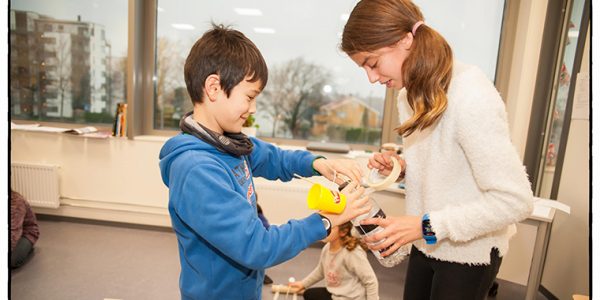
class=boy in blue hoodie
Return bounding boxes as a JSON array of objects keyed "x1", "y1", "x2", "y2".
[{"x1": 159, "y1": 24, "x2": 370, "y2": 300}]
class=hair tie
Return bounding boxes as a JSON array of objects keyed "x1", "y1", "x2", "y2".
[{"x1": 412, "y1": 21, "x2": 424, "y2": 36}]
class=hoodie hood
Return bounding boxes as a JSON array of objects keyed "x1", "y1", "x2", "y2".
[{"x1": 159, "y1": 133, "x2": 218, "y2": 187}]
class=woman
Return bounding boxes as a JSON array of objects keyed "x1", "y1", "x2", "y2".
[{"x1": 340, "y1": 1, "x2": 534, "y2": 299}]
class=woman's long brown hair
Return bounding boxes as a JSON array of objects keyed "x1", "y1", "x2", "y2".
[
  {"x1": 339, "y1": 222, "x2": 368, "y2": 252},
  {"x1": 341, "y1": 0, "x2": 453, "y2": 137}
]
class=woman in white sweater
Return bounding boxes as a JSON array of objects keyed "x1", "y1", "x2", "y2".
[{"x1": 340, "y1": 0, "x2": 534, "y2": 299}]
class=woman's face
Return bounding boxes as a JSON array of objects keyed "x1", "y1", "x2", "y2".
[{"x1": 349, "y1": 34, "x2": 413, "y2": 90}]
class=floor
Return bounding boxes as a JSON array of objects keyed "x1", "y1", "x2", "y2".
[{"x1": 10, "y1": 218, "x2": 548, "y2": 299}]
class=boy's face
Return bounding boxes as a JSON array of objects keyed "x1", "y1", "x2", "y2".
[{"x1": 213, "y1": 77, "x2": 261, "y2": 134}]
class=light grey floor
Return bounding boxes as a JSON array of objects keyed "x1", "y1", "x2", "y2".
[{"x1": 10, "y1": 218, "x2": 548, "y2": 300}]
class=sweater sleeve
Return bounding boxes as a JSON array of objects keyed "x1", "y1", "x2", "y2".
[
  {"x1": 248, "y1": 137, "x2": 317, "y2": 180},
  {"x1": 173, "y1": 162, "x2": 326, "y2": 270},
  {"x1": 429, "y1": 68, "x2": 534, "y2": 242},
  {"x1": 301, "y1": 247, "x2": 327, "y2": 288},
  {"x1": 345, "y1": 249, "x2": 379, "y2": 300}
]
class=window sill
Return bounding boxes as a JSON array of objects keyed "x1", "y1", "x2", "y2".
[{"x1": 134, "y1": 135, "x2": 170, "y2": 142}]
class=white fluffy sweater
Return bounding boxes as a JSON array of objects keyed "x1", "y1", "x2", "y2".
[{"x1": 398, "y1": 61, "x2": 534, "y2": 265}]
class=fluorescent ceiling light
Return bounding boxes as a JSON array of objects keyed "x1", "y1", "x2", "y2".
[
  {"x1": 234, "y1": 8, "x2": 263, "y2": 16},
  {"x1": 172, "y1": 23, "x2": 195, "y2": 30},
  {"x1": 254, "y1": 27, "x2": 275, "y2": 34},
  {"x1": 340, "y1": 13, "x2": 349, "y2": 21}
]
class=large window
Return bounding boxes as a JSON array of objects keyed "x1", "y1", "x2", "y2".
[
  {"x1": 9, "y1": 0, "x2": 128, "y2": 125},
  {"x1": 154, "y1": 0, "x2": 505, "y2": 146},
  {"x1": 9, "y1": 0, "x2": 507, "y2": 147}
]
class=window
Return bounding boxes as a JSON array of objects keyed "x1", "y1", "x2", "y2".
[
  {"x1": 154, "y1": 1, "x2": 386, "y2": 146},
  {"x1": 416, "y1": 0, "x2": 505, "y2": 81},
  {"x1": 9, "y1": 0, "x2": 127, "y2": 125},
  {"x1": 154, "y1": 0, "x2": 505, "y2": 147},
  {"x1": 10, "y1": 0, "x2": 507, "y2": 145}
]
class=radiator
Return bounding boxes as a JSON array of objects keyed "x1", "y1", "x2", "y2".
[{"x1": 11, "y1": 162, "x2": 60, "y2": 208}]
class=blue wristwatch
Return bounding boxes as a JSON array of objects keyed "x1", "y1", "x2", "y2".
[{"x1": 422, "y1": 213, "x2": 437, "y2": 245}]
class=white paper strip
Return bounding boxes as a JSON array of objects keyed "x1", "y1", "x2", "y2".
[{"x1": 534, "y1": 198, "x2": 571, "y2": 214}]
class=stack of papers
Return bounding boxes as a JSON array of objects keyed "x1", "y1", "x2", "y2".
[{"x1": 11, "y1": 122, "x2": 111, "y2": 138}]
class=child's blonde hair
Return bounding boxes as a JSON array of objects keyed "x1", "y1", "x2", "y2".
[{"x1": 339, "y1": 221, "x2": 368, "y2": 252}]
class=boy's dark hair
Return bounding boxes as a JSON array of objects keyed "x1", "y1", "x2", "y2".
[{"x1": 184, "y1": 23, "x2": 268, "y2": 104}]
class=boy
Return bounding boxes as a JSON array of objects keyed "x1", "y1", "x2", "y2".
[{"x1": 159, "y1": 24, "x2": 369, "y2": 300}]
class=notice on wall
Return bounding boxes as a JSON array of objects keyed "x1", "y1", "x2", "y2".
[{"x1": 571, "y1": 72, "x2": 589, "y2": 120}]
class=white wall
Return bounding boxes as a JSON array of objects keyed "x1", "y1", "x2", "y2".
[
  {"x1": 11, "y1": 132, "x2": 172, "y2": 226},
  {"x1": 11, "y1": 132, "x2": 408, "y2": 227},
  {"x1": 540, "y1": 24, "x2": 590, "y2": 299}
]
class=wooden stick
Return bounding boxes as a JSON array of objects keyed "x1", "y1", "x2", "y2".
[{"x1": 271, "y1": 284, "x2": 303, "y2": 295}]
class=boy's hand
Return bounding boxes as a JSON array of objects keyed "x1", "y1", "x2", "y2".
[
  {"x1": 368, "y1": 151, "x2": 406, "y2": 179},
  {"x1": 313, "y1": 158, "x2": 363, "y2": 184},
  {"x1": 321, "y1": 181, "x2": 370, "y2": 227}
]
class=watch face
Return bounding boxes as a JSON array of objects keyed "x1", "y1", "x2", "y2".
[{"x1": 423, "y1": 220, "x2": 435, "y2": 236}]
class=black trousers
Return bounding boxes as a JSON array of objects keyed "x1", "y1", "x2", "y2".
[
  {"x1": 303, "y1": 287, "x2": 332, "y2": 300},
  {"x1": 404, "y1": 245, "x2": 502, "y2": 300}
]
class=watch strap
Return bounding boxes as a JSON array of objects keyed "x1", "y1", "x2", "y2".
[
  {"x1": 318, "y1": 214, "x2": 332, "y2": 236},
  {"x1": 422, "y1": 213, "x2": 437, "y2": 245}
]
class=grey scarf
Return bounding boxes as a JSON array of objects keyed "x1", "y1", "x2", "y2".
[{"x1": 179, "y1": 111, "x2": 254, "y2": 157}]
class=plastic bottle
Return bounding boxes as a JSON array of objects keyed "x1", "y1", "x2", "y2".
[{"x1": 339, "y1": 183, "x2": 410, "y2": 267}]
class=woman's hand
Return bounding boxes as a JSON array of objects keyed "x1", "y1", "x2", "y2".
[
  {"x1": 360, "y1": 215, "x2": 422, "y2": 257},
  {"x1": 321, "y1": 181, "x2": 371, "y2": 227},
  {"x1": 313, "y1": 158, "x2": 363, "y2": 185},
  {"x1": 368, "y1": 151, "x2": 406, "y2": 179}
]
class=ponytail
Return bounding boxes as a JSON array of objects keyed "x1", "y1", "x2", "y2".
[{"x1": 398, "y1": 25, "x2": 452, "y2": 137}]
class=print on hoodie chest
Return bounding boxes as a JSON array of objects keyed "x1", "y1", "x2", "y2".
[{"x1": 232, "y1": 159, "x2": 254, "y2": 205}]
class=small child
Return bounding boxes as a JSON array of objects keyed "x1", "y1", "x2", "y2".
[
  {"x1": 289, "y1": 222, "x2": 379, "y2": 300},
  {"x1": 10, "y1": 189, "x2": 40, "y2": 269}
]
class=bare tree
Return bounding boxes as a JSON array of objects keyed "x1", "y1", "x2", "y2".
[
  {"x1": 261, "y1": 57, "x2": 330, "y2": 138},
  {"x1": 107, "y1": 55, "x2": 127, "y2": 115},
  {"x1": 156, "y1": 37, "x2": 186, "y2": 128},
  {"x1": 54, "y1": 33, "x2": 72, "y2": 119}
]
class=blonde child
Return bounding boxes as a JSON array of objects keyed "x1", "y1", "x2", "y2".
[{"x1": 289, "y1": 222, "x2": 379, "y2": 300}]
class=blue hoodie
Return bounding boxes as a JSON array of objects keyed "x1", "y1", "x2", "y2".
[{"x1": 159, "y1": 133, "x2": 327, "y2": 299}]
